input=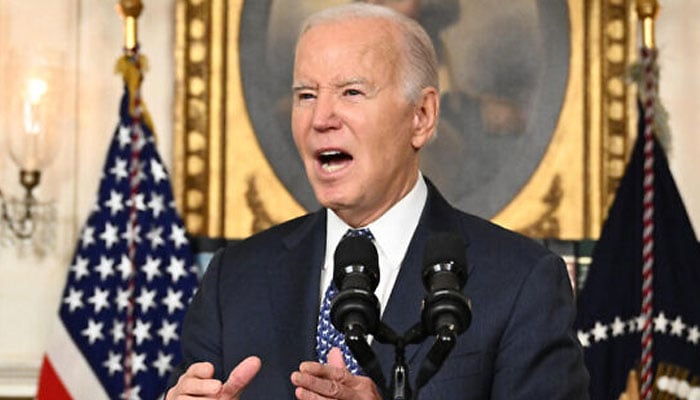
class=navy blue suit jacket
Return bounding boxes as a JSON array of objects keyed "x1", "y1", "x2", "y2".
[{"x1": 169, "y1": 180, "x2": 589, "y2": 398}]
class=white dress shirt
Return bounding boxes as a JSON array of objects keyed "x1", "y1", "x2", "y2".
[{"x1": 320, "y1": 173, "x2": 428, "y2": 316}]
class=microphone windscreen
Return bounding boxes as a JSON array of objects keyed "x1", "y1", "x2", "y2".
[
  {"x1": 422, "y1": 233, "x2": 467, "y2": 286},
  {"x1": 333, "y1": 235, "x2": 379, "y2": 287}
]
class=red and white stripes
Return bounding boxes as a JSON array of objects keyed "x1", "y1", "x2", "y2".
[
  {"x1": 639, "y1": 46, "x2": 657, "y2": 400},
  {"x1": 124, "y1": 46, "x2": 145, "y2": 400}
]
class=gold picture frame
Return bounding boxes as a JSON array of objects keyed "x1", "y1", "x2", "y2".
[{"x1": 174, "y1": 0, "x2": 638, "y2": 240}]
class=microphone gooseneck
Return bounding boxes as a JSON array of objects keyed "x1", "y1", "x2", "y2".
[
  {"x1": 420, "y1": 232, "x2": 471, "y2": 336},
  {"x1": 415, "y1": 232, "x2": 472, "y2": 395}
]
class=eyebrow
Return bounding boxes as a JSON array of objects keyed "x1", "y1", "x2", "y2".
[
  {"x1": 338, "y1": 78, "x2": 369, "y2": 87},
  {"x1": 291, "y1": 77, "x2": 371, "y2": 92},
  {"x1": 292, "y1": 82, "x2": 316, "y2": 92}
]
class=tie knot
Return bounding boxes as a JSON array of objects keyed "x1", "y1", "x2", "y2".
[{"x1": 344, "y1": 228, "x2": 374, "y2": 241}]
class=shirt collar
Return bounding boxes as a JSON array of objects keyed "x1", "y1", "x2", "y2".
[{"x1": 324, "y1": 173, "x2": 428, "y2": 271}]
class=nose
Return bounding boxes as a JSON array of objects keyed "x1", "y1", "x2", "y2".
[{"x1": 311, "y1": 91, "x2": 342, "y2": 132}]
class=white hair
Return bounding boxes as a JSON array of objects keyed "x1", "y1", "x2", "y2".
[{"x1": 298, "y1": 3, "x2": 439, "y2": 103}]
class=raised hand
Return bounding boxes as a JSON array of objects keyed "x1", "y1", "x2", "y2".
[
  {"x1": 291, "y1": 348, "x2": 382, "y2": 400},
  {"x1": 166, "y1": 356, "x2": 261, "y2": 400}
]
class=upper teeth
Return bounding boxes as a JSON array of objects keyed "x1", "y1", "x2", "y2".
[{"x1": 321, "y1": 151, "x2": 341, "y2": 156}]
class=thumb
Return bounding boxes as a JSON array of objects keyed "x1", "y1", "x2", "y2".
[
  {"x1": 220, "y1": 356, "x2": 262, "y2": 399},
  {"x1": 326, "y1": 347, "x2": 347, "y2": 368}
]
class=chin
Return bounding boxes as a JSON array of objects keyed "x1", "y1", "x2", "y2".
[
  {"x1": 311, "y1": 182, "x2": 348, "y2": 207},
  {"x1": 316, "y1": 196, "x2": 344, "y2": 211},
  {"x1": 314, "y1": 191, "x2": 351, "y2": 212}
]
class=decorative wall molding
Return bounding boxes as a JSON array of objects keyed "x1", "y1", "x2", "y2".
[{"x1": 0, "y1": 363, "x2": 38, "y2": 398}]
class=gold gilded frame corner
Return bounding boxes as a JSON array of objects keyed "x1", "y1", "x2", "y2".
[{"x1": 174, "y1": 0, "x2": 638, "y2": 240}]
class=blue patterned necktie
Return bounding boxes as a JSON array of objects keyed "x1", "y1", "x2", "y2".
[{"x1": 315, "y1": 228, "x2": 374, "y2": 375}]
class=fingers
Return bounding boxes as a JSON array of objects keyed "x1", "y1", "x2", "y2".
[
  {"x1": 292, "y1": 368, "x2": 347, "y2": 400},
  {"x1": 298, "y1": 349, "x2": 349, "y2": 382},
  {"x1": 293, "y1": 369, "x2": 381, "y2": 400},
  {"x1": 291, "y1": 348, "x2": 382, "y2": 400},
  {"x1": 188, "y1": 362, "x2": 216, "y2": 379},
  {"x1": 166, "y1": 362, "x2": 222, "y2": 399},
  {"x1": 326, "y1": 348, "x2": 347, "y2": 369},
  {"x1": 220, "y1": 356, "x2": 262, "y2": 398}
]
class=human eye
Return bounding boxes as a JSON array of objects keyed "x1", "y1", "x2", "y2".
[
  {"x1": 343, "y1": 88, "x2": 363, "y2": 97},
  {"x1": 294, "y1": 90, "x2": 316, "y2": 104}
]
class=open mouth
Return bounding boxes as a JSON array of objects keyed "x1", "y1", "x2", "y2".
[{"x1": 318, "y1": 150, "x2": 353, "y2": 172}]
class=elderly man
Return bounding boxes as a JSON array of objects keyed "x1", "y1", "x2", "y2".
[{"x1": 166, "y1": 3, "x2": 589, "y2": 399}]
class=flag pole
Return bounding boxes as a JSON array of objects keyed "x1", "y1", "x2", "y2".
[
  {"x1": 636, "y1": 0, "x2": 658, "y2": 50},
  {"x1": 635, "y1": 1, "x2": 659, "y2": 399},
  {"x1": 117, "y1": 0, "x2": 143, "y2": 53},
  {"x1": 116, "y1": 2, "x2": 144, "y2": 398},
  {"x1": 115, "y1": 0, "x2": 155, "y2": 139}
]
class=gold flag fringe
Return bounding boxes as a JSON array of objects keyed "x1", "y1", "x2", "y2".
[{"x1": 115, "y1": 54, "x2": 157, "y2": 142}]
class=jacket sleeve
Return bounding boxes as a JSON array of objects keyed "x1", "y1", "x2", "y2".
[{"x1": 166, "y1": 248, "x2": 227, "y2": 389}]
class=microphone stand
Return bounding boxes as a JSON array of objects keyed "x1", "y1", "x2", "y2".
[
  {"x1": 334, "y1": 233, "x2": 470, "y2": 399},
  {"x1": 344, "y1": 325, "x2": 388, "y2": 392},
  {"x1": 345, "y1": 315, "x2": 465, "y2": 400},
  {"x1": 346, "y1": 321, "x2": 444, "y2": 400}
]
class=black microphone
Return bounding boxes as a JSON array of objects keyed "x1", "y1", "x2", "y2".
[
  {"x1": 415, "y1": 232, "x2": 471, "y2": 393},
  {"x1": 420, "y1": 232, "x2": 471, "y2": 336},
  {"x1": 331, "y1": 234, "x2": 387, "y2": 391},
  {"x1": 331, "y1": 234, "x2": 381, "y2": 337}
]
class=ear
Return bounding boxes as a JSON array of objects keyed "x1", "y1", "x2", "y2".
[{"x1": 411, "y1": 87, "x2": 439, "y2": 150}]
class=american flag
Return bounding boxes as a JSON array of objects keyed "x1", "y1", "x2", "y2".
[{"x1": 37, "y1": 52, "x2": 199, "y2": 400}]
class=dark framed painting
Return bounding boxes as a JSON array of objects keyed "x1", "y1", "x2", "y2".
[{"x1": 174, "y1": 0, "x2": 639, "y2": 240}]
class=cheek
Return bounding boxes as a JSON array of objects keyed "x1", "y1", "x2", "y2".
[
  {"x1": 375, "y1": 109, "x2": 414, "y2": 145},
  {"x1": 291, "y1": 112, "x2": 308, "y2": 148}
]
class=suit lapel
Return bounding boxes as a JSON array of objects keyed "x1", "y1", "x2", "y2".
[
  {"x1": 373, "y1": 179, "x2": 471, "y2": 378},
  {"x1": 266, "y1": 211, "x2": 327, "y2": 366}
]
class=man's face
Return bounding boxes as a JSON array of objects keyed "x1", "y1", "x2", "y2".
[{"x1": 291, "y1": 18, "x2": 432, "y2": 227}]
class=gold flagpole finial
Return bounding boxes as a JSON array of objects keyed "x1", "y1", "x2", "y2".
[
  {"x1": 116, "y1": 0, "x2": 143, "y2": 52},
  {"x1": 636, "y1": 0, "x2": 659, "y2": 49}
]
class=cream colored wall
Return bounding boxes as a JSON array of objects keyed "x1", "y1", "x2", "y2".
[
  {"x1": 0, "y1": 0, "x2": 174, "y2": 396},
  {"x1": 658, "y1": 0, "x2": 700, "y2": 233},
  {"x1": 0, "y1": 0, "x2": 698, "y2": 398}
]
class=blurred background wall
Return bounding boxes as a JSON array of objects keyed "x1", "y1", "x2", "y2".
[
  {"x1": 0, "y1": 1, "x2": 174, "y2": 396},
  {"x1": 0, "y1": 0, "x2": 697, "y2": 397}
]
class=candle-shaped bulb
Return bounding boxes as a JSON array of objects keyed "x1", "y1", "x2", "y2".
[
  {"x1": 23, "y1": 77, "x2": 48, "y2": 138},
  {"x1": 26, "y1": 78, "x2": 48, "y2": 105}
]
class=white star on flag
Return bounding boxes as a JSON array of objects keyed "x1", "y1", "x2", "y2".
[
  {"x1": 148, "y1": 193, "x2": 165, "y2": 218},
  {"x1": 152, "y1": 352, "x2": 174, "y2": 377},
  {"x1": 100, "y1": 222, "x2": 121, "y2": 249},
  {"x1": 63, "y1": 288, "x2": 84, "y2": 313},
  {"x1": 670, "y1": 316, "x2": 686, "y2": 337},
  {"x1": 110, "y1": 158, "x2": 129, "y2": 182},
  {"x1": 105, "y1": 190, "x2": 125, "y2": 216},
  {"x1": 157, "y1": 319, "x2": 179, "y2": 346},
  {"x1": 117, "y1": 125, "x2": 131, "y2": 149},
  {"x1": 150, "y1": 159, "x2": 168, "y2": 183},
  {"x1": 103, "y1": 351, "x2": 123, "y2": 376},
  {"x1": 654, "y1": 312, "x2": 670, "y2": 333},
  {"x1": 87, "y1": 287, "x2": 111, "y2": 314},
  {"x1": 70, "y1": 256, "x2": 91, "y2": 282}
]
